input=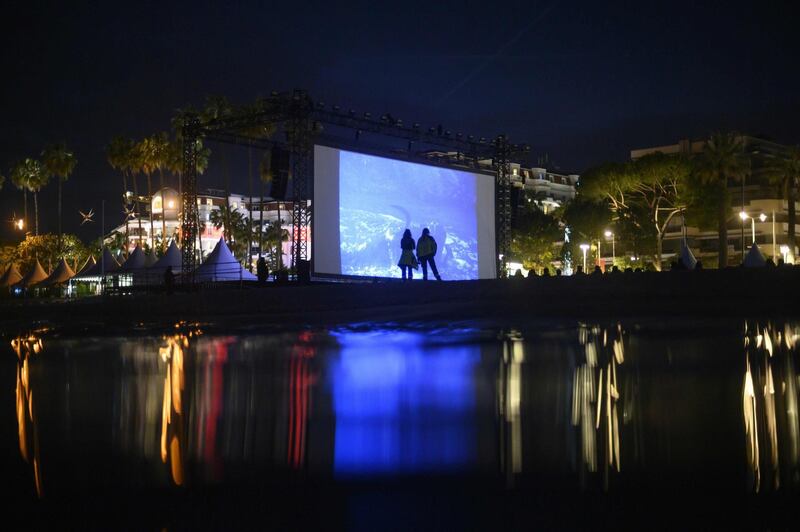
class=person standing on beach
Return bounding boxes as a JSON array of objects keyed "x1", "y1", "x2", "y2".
[
  {"x1": 397, "y1": 229, "x2": 418, "y2": 280},
  {"x1": 416, "y1": 228, "x2": 442, "y2": 281},
  {"x1": 256, "y1": 256, "x2": 268, "y2": 285}
]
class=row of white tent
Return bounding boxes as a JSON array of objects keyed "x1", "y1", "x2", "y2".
[
  {"x1": 0, "y1": 238, "x2": 256, "y2": 291},
  {"x1": 682, "y1": 240, "x2": 771, "y2": 268}
]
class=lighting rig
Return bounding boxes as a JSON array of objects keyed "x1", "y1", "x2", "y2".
[{"x1": 181, "y1": 89, "x2": 529, "y2": 281}]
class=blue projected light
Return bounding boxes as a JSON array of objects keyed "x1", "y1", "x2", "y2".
[
  {"x1": 338, "y1": 151, "x2": 479, "y2": 279},
  {"x1": 331, "y1": 331, "x2": 480, "y2": 476}
]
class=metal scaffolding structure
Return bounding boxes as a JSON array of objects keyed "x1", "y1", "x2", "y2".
[{"x1": 180, "y1": 89, "x2": 527, "y2": 281}]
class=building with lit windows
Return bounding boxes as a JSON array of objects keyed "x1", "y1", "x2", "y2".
[
  {"x1": 631, "y1": 135, "x2": 797, "y2": 265},
  {"x1": 109, "y1": 187, "x2": 294, "y2": 264}
]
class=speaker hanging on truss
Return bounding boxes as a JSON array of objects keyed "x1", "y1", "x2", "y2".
[{"x1": 269, "y1": 146, "x2": 291, "y2": 200}]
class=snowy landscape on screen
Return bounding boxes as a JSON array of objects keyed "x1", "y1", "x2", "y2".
[{"x1": 339, "y1": 151, "x2": 478, "y2": 280}]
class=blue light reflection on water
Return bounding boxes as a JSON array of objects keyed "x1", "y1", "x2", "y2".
[{"x1": 330, "y1": 331, "x2": 480, "y2": 475}]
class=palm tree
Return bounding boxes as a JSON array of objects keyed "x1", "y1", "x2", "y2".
[
  {"x1": 695, "y1": 132, "x2": 750, "y2": 268},
  {"x1": 209, "y1": 205, "x2": 249, "y2": 263},
  {"x1": 763, "y1": 146, "x2": 800, "y2": 262},
  {"x1": 202, "y1": 95, "x2": 233, "y2": 246},
  {"x1": 41, "y1": 143, "x2": 77, "y2": 250},
  {"x1": 135, "y1": 137, "x2": 157, "y2": 251},
  {"x1": 10, "y1": 162, "x2": 29, "y2": 232},
  {"x1": 258, "y1": 151, "x2": 272, "y2": 259},
  {"x1": 240, "y1": 98, "x2": 277, "y2": 267},
  {"x1": 262, "y1": 219, "x2": 289, "y2": 271},
  {"x1": 166, "y1": 130, "x2": 210, "y2": 257},
  {"x1": 107, "y1": 136, "x2": 135, "y2": 252},
  {"x1": 11, "y1": 159, "x2": 49, "y2": 235},
  {"x1": 150, "y1": 132, "x2": 171, "y2": 252}
]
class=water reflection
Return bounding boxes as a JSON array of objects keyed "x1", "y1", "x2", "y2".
[
  {"x1": 13, "y1": 332, "x2": 44, "y2": 497},
  {"x1": 10, "y1": 319, "x2": 800, "y2": 498},
  {"x1": 331, "y1": 331, "x2": 481, "y2": 475},
  {"x1": 572, "y1": 324, "x2": 625, "y2": 486},
  {"x1": 742, "y1": 321, "x2": 800, "y2": 492}
]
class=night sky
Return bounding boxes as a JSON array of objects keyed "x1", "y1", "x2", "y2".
[{"x1": 1, "y1": 0, "x2": 798, "y2": 241}]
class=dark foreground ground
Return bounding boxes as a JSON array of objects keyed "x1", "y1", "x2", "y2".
[
  {"x1": 1, "y1": 268, "x2": 799, "y2": 333},
  {"x1": 6, "y1": 478, "x2": 798, "y2": 531}
]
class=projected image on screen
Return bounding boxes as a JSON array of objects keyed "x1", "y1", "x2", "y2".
[{"x1": 338, "y1": 151, "x2": 478, "y2": 280}]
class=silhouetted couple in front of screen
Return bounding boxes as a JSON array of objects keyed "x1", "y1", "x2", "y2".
[{"x1": 398, "y1": 228, "x2": 442, "y2": 281}]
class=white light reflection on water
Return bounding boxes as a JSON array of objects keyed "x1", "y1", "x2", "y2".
[
  {"x1": 742, "y1": 321, "x2": 800, "y2": 492},
  {"x1": 571, "y1": 324, "x2": 624, "y2": 488}
]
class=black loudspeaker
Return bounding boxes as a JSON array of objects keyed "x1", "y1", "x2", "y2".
[
  {"x1": 270, "y1": 146, "x2": 291, "y2": 200},
  {"x1": 296, "y1": 259, "x2": 311, "y2": 284}
]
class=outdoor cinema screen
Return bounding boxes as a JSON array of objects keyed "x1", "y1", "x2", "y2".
[{"x1": 313, "y1": 145, "x2": 496, "y2": 280}]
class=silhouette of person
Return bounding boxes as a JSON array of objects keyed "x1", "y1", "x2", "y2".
[
  {"x1": 416, "y1": 228, "x2": 442, "y2": 281},
  {"x1": 164, "y1": 265, "x2": 175, "y2": 294},
  {"x1": 542, "y1": 267, "x2": 551, "y2": 277},
  {"x1": 592, "y1": 265, "x2": 603, "y2": 275},
  {"x1": 257, "y1": 256, "x2": 268, "y2": 284},
  {"x1": 397, "y1": 229, "x2": 418, "y2": 280},
  {"x1": 513, "y1": 269, "x2": 524, "y2": 278}
]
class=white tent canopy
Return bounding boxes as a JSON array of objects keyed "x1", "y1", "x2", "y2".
[
  {"x1": 147, "y1": 240, "x2": 183, "y2": 284},
  {"x1": 76, "y1": 256, "x2": 96, "y2": 277},
  {"x1": 76, "y1": 248, "x2": 120, "y2": 278},
  {"x1": 144, "y1": 250, "x2": 157, "y2": 268},
  {"x1": 680, "y1": 241, "x2": 698, "y2": 270},
  {"x1": 151, "y1": 240, "x2": 182, "y2": 272},
  {"x1": 39, "y1": 258, "x2": 76, "y2": 287},
  {"x1": 15, "y1": 259, "x2": 49, "y2": 288},
  {"x1": 196, "y1": 238, "x2": 257, "y2": 282},
  {"x1": 0, "y1": 265, "x2": 22, "y2": 287},
  {"x1": 743, "y1": 242, "x2": 766, "y2": 268},
  {"x1": 119, "y1": 245, "x2": 146, "y2": 272}
]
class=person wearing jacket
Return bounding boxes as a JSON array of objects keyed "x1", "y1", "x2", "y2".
[
  {"x1": 397, "y1": 229, "x2": 418, "y2": 280},
  {"x1": 416, "y1": 228, "x2": 442, "y2": 281}
]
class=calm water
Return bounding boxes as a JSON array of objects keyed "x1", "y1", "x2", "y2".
[{"x1": 5, "y1": 319, "x2": 800, "y2": 529}]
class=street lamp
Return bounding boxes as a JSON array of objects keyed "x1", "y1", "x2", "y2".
[
  {"x1": 15, "y1": 219, "x2": 24, "y2": 231},
  {"x1": 604, "y1": 230, "x2": 615, "y2": 265},
  {"x1": 780, "y1": 245, "x2": 790, "y2": 264},
  {"x1": 740, "y1": 211, "x2": 766, "y2": 245},
  {"x1": 579, "y1": 243, "x2": 590, "y2": 273}
]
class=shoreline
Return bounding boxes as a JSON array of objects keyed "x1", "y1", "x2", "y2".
[{"x1": 2, "y1": 269, "x2": 799, "y2": 334}]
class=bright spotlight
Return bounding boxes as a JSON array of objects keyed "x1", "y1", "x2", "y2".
[{"x1": 739, "y1": 211, "x2": 748, "y2": 221}]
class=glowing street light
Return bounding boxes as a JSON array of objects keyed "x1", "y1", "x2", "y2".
[
  {"x1": 740, "y1": 212, "x2": 766, "y2": 245},
  {"x1": 604, "y1": 230, "x2": 615, "y2": 265},
  {"x1": 579, "y1": 243, "x2": 590, "y2": 273},
  {"x1": 780, "y1": 245, "x2": 790, "y2": 264},
  {"x1": 15, "y1": 219, "x2": 24, "y2": 231}
]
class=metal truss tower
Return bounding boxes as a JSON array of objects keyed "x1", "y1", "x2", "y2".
[
  {"x1": 494, "y1": 135, "x2": 512, "y2": 278},
  {"x1": 180, "y1": 89, "x2": 527, "y2": 281}
]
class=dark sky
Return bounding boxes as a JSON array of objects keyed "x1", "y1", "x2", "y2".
[{"x1": 1, "y1": 0, "x2": 798, "y2": 241}]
